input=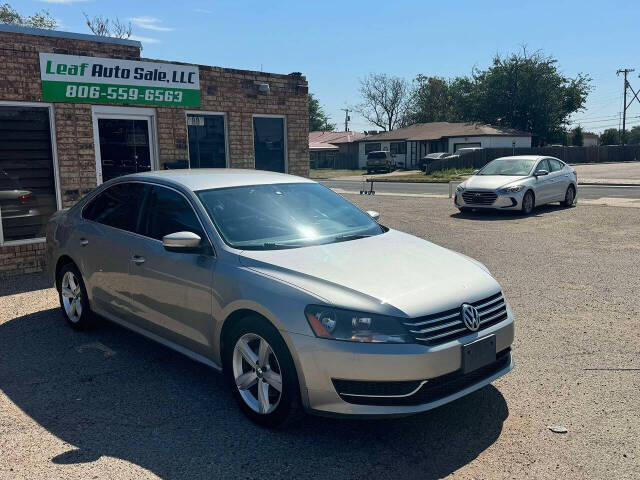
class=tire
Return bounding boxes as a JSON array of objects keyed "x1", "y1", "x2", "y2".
[
  {"x1": 561, "y1": 185, "x2": 576, "y2": 207},
  {"x1": 224, "y1": 315, "x2": 302, "y2": 428},
  {"x1": 57, "y1": 262, "x2": 93, "y2": 330},
  {"x1": 521, "y1": 190, "x2": 535, "y2": 215}
]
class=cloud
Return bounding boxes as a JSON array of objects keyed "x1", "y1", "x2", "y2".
[
  {"x1": 37, "y1": 0, "x2": 88, "y2": 4},
  {"x1": 129, "y1": 35, "x2": 160, "y2": 45},
  {"x1": 130, "y1": 16, "x2": 174, "y2": 32}
]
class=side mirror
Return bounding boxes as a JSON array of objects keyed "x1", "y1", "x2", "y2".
[
  {"x1": 162, "y1": 231, "x2": 202, "y2": 251},
  {"x1": 473, "y1": 169, "x2": 479, "y2": 175},
  {"x1": 535, "y1": 169, "x2": 549, "y2": 176},
  {"x1": 367, "y1": 210, "x2": 380, "y2": 221}
]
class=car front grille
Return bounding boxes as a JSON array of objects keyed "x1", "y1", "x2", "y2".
[
  {"x1": 336, "y1": 348, "x2": 512, "y2": 406},
  {"x1": 402, "y1": 292, "x2": 508, "y2": 346},
  {"x1": 461, "y1": 190, "x2": 498, "y2": 205}
]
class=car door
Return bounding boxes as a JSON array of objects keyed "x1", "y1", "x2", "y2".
[
  {"x1": 533, "y1": 158, "x2": 553, "y2": 204},
  {"x1": 548, "y1": 158, "x2": 569, "y2": 200},
  {"x1": 75, "y1": 182, "x2": 149, "y2": 321},
  {"x1": 126, "y1": 184, "x2": 215, "y2": 356}
]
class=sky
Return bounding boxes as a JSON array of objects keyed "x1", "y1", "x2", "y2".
[{"x1": 19, "y1": 0, "x2": 640, "y2": 133}]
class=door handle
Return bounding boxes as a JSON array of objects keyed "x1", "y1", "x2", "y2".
[
  {"x1": 80, "y1": 238, "x2": 89, "y2": 247},
  {"x1": 131, "y1": 255, "x2": 146, "y2": 265}
]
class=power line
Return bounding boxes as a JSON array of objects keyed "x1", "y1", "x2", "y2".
[{"x1": 617, "y1": 68, "x2": 635, "y2": 145}]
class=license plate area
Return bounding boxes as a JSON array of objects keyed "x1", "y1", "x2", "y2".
[{"x1": 462, "y1": 335, "x2": 496, "y2": 374}]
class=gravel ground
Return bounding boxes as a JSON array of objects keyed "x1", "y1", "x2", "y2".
[{"x1": 1, "y1": 197, "x2": 639, "y2": 479}]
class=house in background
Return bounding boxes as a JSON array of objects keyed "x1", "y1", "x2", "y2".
[
  {"x1": 309, "y1": 131, "x2": 366, "y2": 168},
  {"x1": 355, "y1": 122, "x2": 532, "y2": 169},
  {"x1": 583, "y1": 133, "x2": 599, "y2": 147}
]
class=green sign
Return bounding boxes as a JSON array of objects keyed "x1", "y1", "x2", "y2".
[{"x1": 39, "y1": 53, "x2": 200, "y2": 107}]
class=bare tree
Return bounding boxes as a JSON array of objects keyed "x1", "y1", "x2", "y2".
[
  {"x1": 356, "y1": 73, "x2": 410, "y2": 131},
  {"x1": 83, "y1": 13, "x2": 132, "y2": 39}
]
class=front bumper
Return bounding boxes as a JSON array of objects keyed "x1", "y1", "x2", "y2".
[
  {"x1": 455, "y1": 189, "x2": 525, "y2": 210},
  {"x1": 290, "y1": 308, "x2": 514, "y2": 417}
]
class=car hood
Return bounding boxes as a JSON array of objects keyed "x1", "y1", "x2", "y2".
[
  {"x1": 463, "y1": 175, "x2": 527, "y2": 190},
  {"x1": 238, "y1": 229, "x2": 501, "y2": 318}
]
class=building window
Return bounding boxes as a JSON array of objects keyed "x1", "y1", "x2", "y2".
[
  {"x1": 253, "y1": 115, "x2": 287, "y2": 173},
  {"x1": 364, "y1": 143, "x2": 381, "y2": 154},
  {"x1": 0, "y1": 104, "x2": 59, "y2": 244},
  {"x1": 390, "y1": 142, "x2": 406, "y2": 155},
  {"x1": 186, "y1": 113, "x2": 227, "y2": 168}
]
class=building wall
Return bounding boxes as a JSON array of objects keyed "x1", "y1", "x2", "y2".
[
  {"x1": 0, "y1": 29, "x2": 308, "y2": 275},
  {"x1": 447, "y1": 136, "x2": 531, "y2": 153}
]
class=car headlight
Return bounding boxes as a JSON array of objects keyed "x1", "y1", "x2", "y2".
[
  {"x1": 456, "y1": 183, "x2": 466, "y2": 192},
  {"x1": 499, "y1": 185, "x2": 524, "y2": 193},
  {"x1": 305, "y1": 305, "x2": 412, "y2": 343}
]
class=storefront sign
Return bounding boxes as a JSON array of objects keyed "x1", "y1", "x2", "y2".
[{"x1": 39, "y1": 53, "x2": 200, "y2": 106}]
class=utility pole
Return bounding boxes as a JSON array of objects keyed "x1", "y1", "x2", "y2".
[
  {"x1": 341, "y1": 108, "x2": 350, "y2": 132},
  {"x1": 617, "y1": 68, "x2": 635, "y2": 145}
]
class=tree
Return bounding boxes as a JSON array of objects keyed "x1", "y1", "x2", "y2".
[
  {"x1": 599, "y1": 128, "x2": 619, "y2": 145},
  {"x1": 406, "y1": 75, "x2": 456, "y2": 124},
  {"x1": 356, "y1": 73, "x2": 410, "y2": 131},
  {"x1": 308, "y1": 93, "x2": 335, "y2": 131},
  {"x1": 83, "y1": 13, "x2": 132, "y2": 39},
  {"x1": 627, "y1": 126, "x2": 640, "y2": 145},
  {"x1": 571, "y1": 126, "x2": 584, "y2": 146},
  {"x1": 410, "y1": 49, "x2": 591, "y2": 144},
  {"x1": 0, "y1": 3, "x2": 56, "y2": 29}
]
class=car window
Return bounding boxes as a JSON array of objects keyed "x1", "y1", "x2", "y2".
[
  {"x1": 549, "y1": 159, "x2": 564, "y2": 172},
  {"x1": 367, "y1": 152, "x2": 387, "y2": 159},
  {"x1": 535, "y1": 159, "x2": 550, "y2": 173},
  {"x1": 143, "y1": 185, "x2": 205, "y2": 241},
  {"x1": 83, "y1": 182, "x2": 148, "y2": 233}
]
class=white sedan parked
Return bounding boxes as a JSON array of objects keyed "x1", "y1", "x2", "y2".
[{"x1": 454, "y1": 156, "x2": 577, "y2": 215}]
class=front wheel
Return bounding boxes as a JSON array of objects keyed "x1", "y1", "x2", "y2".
[
  {"x1": 224, "y1": 316, "x2": 302, "y2": 428},
  {"x1": 561, "y1": 185, "x2": 576, "y2": 207},
  {"x1": 521, "y1": 191, "x2": 535, "y2": 215}
]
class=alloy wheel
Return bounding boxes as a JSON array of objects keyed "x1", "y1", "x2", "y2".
[
  {"x1": 232, "y1": 333, "x2": 283, "y2": 414},
  {"x1": 566, "y1": 187, "x2": 575, "y2": 205},
  {"x1": 61, "y1": 271, "x2": 83, "y2": 323}
]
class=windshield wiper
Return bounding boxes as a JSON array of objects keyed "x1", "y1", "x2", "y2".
[{"x1": 333, "y1": 233, "x2": 376, "y2": 243}]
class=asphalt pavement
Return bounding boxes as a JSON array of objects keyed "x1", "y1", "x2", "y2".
[{"x1": 319, "y1": 179, "x2": 640, "y2": 200}]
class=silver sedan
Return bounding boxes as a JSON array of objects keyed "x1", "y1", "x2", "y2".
[
  {"x1": 454, "y1": 155, "x2": 578, "y2": 214},
  {"x1": 46, "y1": 169, "x2": 514, "y2": 427}
]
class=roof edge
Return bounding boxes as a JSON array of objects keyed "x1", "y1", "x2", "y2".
[{"x1": 0, "y1": 24, "x2": 142, "y2": 48}]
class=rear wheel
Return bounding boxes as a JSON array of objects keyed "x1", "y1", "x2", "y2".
[
  {"x1": 561, "y1": 185, "x2": 576, "y2": 207},
  {"x1": 224, "y1": 316, "x2": 302, "y2": 428},
  {"x1": 521, "y1": 191, "x2": 535, "y2": 215},
  {"x1": 57, "y1": 263, "x2": 93, "y2": 330}
]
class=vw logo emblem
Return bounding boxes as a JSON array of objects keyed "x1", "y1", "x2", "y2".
[{"x1": 461, "y1": 304, "x2": 480, "y2": 331}]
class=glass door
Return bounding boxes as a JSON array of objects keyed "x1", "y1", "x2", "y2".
[{"x1": 96, "y1": 118, "x2": 152, "y2": 183}]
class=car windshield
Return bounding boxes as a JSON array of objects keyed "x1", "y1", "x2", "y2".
[
  {"x1": 367, "y1": 152, "x2": 387, "y2": 159},
  {"x1": 477, "y1": 158, "x2": 536, "y2": 176},
  {"x1": 196, "y1": 183, "x2": 384, "y2": 249}
]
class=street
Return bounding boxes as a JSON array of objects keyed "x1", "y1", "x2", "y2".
[
  {"x1": 1, "y1": 195, "x2": 638, "y2": 479},
  {"x1": 320, "y1": 179, "x2": 640, "y2": 201}
]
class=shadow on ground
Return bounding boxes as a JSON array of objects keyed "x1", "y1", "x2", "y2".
[
  {"x1": 451, "y1": 203, "x2": 571, "y2": 221},
  {"x1": 0, "y1": 272, "x2": 50, "y2": 296},
  {"x1": 0, "y1": 309, "x2": 509, "y2": 480}
]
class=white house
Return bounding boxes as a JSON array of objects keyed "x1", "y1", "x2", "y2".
[{"x1": 356, "y1": 122, "x2": 532, "y2": 168}]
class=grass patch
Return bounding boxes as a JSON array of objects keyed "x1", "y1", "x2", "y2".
[{"x1": 310, "y1": 169, "x2": 364, "y2": 178}]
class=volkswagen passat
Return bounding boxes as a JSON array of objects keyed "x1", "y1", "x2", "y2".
[
  {"x1": 454, "y1": 156, "x2": 577, "y2": 215},
  {"x1": 46, "y1": 169, "x2": 514, "y2": 427}
]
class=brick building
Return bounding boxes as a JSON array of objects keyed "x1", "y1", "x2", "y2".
[{"x1": 0, "y1": 25, "x2": 309, "y2": 275}]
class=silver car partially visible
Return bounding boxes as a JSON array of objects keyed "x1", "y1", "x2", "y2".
[
  {"x1": 46, "y1": 169, "x2": 514, "y2": 427},
  {"x1": 454, "y1": 155, "x2": 577, "y2": 215}
]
